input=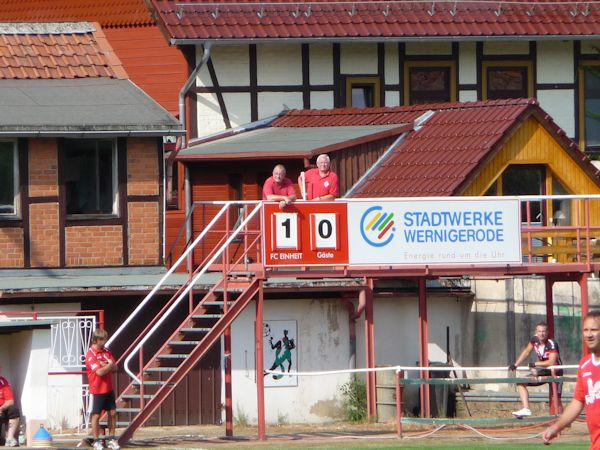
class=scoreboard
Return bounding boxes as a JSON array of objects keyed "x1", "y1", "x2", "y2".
[{"x1": 262, "y1": 202, "x2": 349, "y2": 266}]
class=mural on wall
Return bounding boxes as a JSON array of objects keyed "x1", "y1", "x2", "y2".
[{"x1": 263, "y1": 320, "x2": 297, "y2": 387}]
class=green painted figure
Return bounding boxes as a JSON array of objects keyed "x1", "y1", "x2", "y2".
[{"x1": 266, "y1": 330, "x2": 295, "y2": 380}]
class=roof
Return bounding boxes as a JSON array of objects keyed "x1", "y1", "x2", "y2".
[
  {"x1": 178, "y1": 124, "x2": 407, "y2": 159},
  {"x1": 0, "y1": 267, "x2": 364, "y2": 296},
  {"x1": 0, "y1": 0, "x2": 154, "y2": 27},
  {"x1": 348, "y1": 99, "x2": 600, "y2": 197},
  {"x1": 0, "y1": 22, "x2": 127, "y2": 80},
  {"x1": 150, "y1": 0, "x2": 600, "y2": 42},
  {"x1": 0, "y1": 78, "x2": 184, "y2": 136},
  {"x1": 0, "y1": 22, "x2": 183, "y2": 136}
]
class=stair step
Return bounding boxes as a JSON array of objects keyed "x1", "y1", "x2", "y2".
[
  {"x1": 157, "y1": 354, "x2": 188, "y2": 359},
  {"x1": 203, "y1": 301, "x2": 232, "y2": 306},
  {"x1": 121, "y1": 394, "x2": 153, "y2": 400},
  {"x1": 117, "y1": 407, "x2": 141, "y2": 413},
  {"x1": 100, "y1": 421, "x2": 130, "y2": 427},
  {"x1": 192, "y1": 314, "x2": 222, "y2": 319},
  {"x1": 181, "y1": 327, "x2": 211, "y2": 333},
  {"x1": 133, "y1": 380, "x2": 165, "y2": 386},
  {"x1": 169, "y1": 340, "x2": 200, "y2": 346},
  {"x1": 145, "y1": 367, "x2": 177, "y2": 373}
]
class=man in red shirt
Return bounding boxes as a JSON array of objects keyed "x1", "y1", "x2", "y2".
[
  {"x1": 299, "y1": 154, "x2": 339, "y2": 201},
  {"x1": 543, "y1": 310, "x2": 600, "y2": 448},
  {"x1": 0, "y1": 371, "x2": 20, "y2": 447},
  {"x1": 86, "y1": 329, "x2": 119, "y2": 450},
  {"x1": 263, "y1": 164, "x2": 297, "y2": 210}
]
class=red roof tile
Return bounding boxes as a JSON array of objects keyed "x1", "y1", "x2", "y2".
[
  {"x1": 0, "y1": 0, "x2": 153, "y2": 27},
  {"x1": 150, "y1": 0, "x2": 600, "y2": 40},
  {"x1": 270, "y1": 98, "x2": 600, "y2": 197},
  {"x1": 0, "y1": 23, "x2": 128, "y2": 79}
]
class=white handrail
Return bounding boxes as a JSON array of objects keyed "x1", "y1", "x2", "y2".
[
  {"x1": 123, "y1": 201, "x2": 263, "y2": 383},
  {"x1": 107, "y1": 201, "x2": 260, "y2": 348}
]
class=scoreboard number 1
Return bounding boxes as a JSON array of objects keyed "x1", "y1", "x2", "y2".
[
  {"x1": 272, "y1": 213, "x2": 299, "y2": 249},
  {"x1": 310, "y1": 213, "x2": 338, "y2": 250}
]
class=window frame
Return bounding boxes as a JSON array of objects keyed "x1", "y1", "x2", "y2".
[
  {"x1": 62, "y1": 138, "x2": 119, "y2": 219},
  {"x1": 481, "y1": 60, "x2": 534, "y2": 100},
  {"x1": 578, "y1": 60, "x2": 600, "y2": 154},
  {"x1": 0, "y1": 140, "x2": 19, "y2": 218},
  {"x1": 345, "y1": 76, "x2": 381, "y2": 108},
  {"x1": 403, "y1": 61, "x2": 457, "y2": 105}
]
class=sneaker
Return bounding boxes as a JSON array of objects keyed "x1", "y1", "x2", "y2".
[
  {"x1": 93, "y1": 440, "x2": 104, "y2": 450},
  {"x1": 4, "y1": 438, "x2": 17, "y2": 447},
  {"x1": 512, "y1": 407, "x2": 532, "y2": 418},
  {"x1": 107, "y1": 439, "x2": 120, "y2": 450}
]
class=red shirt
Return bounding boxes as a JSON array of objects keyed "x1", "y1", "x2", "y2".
[
  {"x1": 303, "y1": 168, "x2": 339, "y2": 199},
  {"x1": 0, "y1": 377, "x2": 14, "y2": 407},
  {"x1": 574, "y1": 354, "x2": 600, "y2": 449},
  {"x1": 86, "y1": 345, "x2": 115, "y2": 395},
  {"x1": 262, "y1": 176, "x2": 296, "y2": 200}
]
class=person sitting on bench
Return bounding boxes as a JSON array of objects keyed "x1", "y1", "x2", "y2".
[{"x1": 0, "y1": 371, "x2": 20, "y2": 447}]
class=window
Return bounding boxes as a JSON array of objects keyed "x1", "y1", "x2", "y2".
[
  {"x1": 345, "y1": 77, "x2": 381, "y2": 107},
  {"x1": 579, "y1": 63, "x2": 600, "y2": 154},
  {"x1": 63, "y1": 139, "x2": 118, "y2": 216},
  {"x1": 404, "y1": 61, "x2": 456, "y2": 105},
  {"x1": 0, "y1": 141, "x2": 18, "y2": 216},
  {"x1": 482, "y1": 61, "x2": 533, "y2": 100},
  {"x1": 502, "y1": 165, "x2": 545, "y2": 224},
  {"x1": 166, "y1": 161, "x2": 179, "y2": 210}
]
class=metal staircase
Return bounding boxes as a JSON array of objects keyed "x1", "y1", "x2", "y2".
[
  {"x1": 115, "y1": 276, "x2": 260, "y2": 443},
  {"x1": 103, "y1": 201, "x2": 264, "y2": 445}
]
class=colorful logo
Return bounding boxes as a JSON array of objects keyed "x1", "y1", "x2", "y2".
[{"x1": 360, "y1": 205, "x2": 396, "y2": 247}]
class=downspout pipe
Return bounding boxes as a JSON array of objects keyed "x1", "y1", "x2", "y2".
[
  {"x1": 342, "y1": 286, "x2": 368, "y2": 370},
  {"x1": 173, "y1": 42, "x2": 213, "y2": 159},
  {"x1": 174, "y1": 43, "x2": 212, "y2": 244}
]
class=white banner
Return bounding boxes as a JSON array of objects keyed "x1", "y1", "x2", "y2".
[{"x1": 348, "y1": 199, "x2": 521, "y2": 265}]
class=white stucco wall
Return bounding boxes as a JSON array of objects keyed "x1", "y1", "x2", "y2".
[
  {"x1": 257, "y1": 44, "x2": 303, "y2": 85},
  {"x1": 340, "y1": 43, "x2": 378, "y2": 74},
  {"x1": 309, "y1": 44, "x2": 333, "y2": 85},
  {"x1": 459, "y1": 42, "x2": 477, "y2": 85},
  {"x1": 537, "y1": 89, "x2": 576, "y2": 137},
  {"x1": 537, "y1": 41, "x2": 574, "y2": 84},
  {"x1": 230, "y1": 298, "x2": 350, "y2": 424},
  {"x1": 406, "y1": 42, "x2": 452, "y2": 56},
  {"x1": 483, "y1": 41, "x2": 530, "y2": 55},
  {"x1": 258, "y1": 92, "x2": 303, "y2": 117},
  {"x1": 384, "y1": 43, "x2": 399, "y2": 84}
]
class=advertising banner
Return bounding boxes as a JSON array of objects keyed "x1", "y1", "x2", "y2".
[
  {"x1": 347, "y1": 198, "x2": 521, "y2": 265},
  {"x1": 262, "y1": 198, "x2": 521, "y2": 266}
]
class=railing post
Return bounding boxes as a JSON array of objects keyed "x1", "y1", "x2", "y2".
[
  {"x1": 549, "y1": 368, "x2": 560, "y2": 415},
  {"x1": 396, "y1": 370, "x2": 404, "y2": 439},
  {"x1": 139, "y1": 347, "x2": 145, "y2": 409}
]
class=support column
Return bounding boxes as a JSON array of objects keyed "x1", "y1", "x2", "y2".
[
  {"x1": 545, "y1": 275, "x2": 557, "y2": 414},
  {"x1": 418, "y1": 278, "x2": 430, "y2": 418},
  {"x1": 506, "y1": 278, "x2": 516, "y2": 366},
  {"x1": 364, "y1": 278, "x2": 377, "y2": 419},
  {"x1": 580, "y1": 273, "x2": 590, "y2": 357},
  {"x1": 224, "y1": 277, "x2": 233, "y2": 436},
  {"x1": 545, "y1": 275, "x2": 555, "y2": 338},
  {"x1": 255, "y1": 281, "x2": 266, "y2": 440}
]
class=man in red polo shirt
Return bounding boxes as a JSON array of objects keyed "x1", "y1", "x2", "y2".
[
  {"x1": 263, "y1": 164, "x2": 297, "y2": 210},
  {"x1": 0, "y1": 370, "x2": 20, "y2": 447},
  {"x1": 299, "y1": 154, "x2": 339, "y2": 201},
  {"x1": 543, "y1": 310, "x2": 600, "y2": 448},
  {"x1": 86, "y1": 329, "x2": 119, "y2": 450}
]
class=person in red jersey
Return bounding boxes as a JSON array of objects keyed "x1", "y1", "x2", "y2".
[
  {"x1": 543, "y1": 310, "x2": 600, "y2": 448},
  {"x1": 299, "y1": 154, "x2": 339, "y2": 201},
  {"x1": 263, "y1": 164, "x2": 297, "y2": 210},
  {"x1": 510, "y1": 322, "x2": 563, "y2": 418},
  {"x1": 86, "y1": 329, "x2": 119, "y2": 450},
  {"x1": 0, "y1": 369, "x2": 21, "y2": 447}
]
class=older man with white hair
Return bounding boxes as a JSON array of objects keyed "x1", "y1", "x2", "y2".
[{"x1": 299, "y1": 154, "x2": 339, "y2": 201}]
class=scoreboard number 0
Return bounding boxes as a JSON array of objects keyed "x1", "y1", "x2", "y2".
[{"x1": 310, "y1": 213, "x2": 338, "y2": 250}]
